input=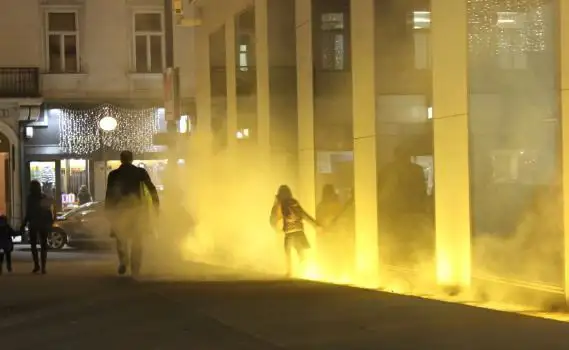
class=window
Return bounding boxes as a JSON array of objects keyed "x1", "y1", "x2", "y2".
[
  {"x1": 412, "y1": 11, "x2": 431, "y2": 70},
  {"x1": 134, "y1": 13, "x2": 164, "y2": 73},
  {"x1": 237, "y1": 34, "x2": 252, "y2": 72},
  {"x1": 46, "y1": 12, "x2": 79, "y2": 73},
  {"x1": 320, "y1": 13, "x2": 345, "y2": 71},
  {"x1": 239, "y1": 44, "x2": 248, "y2": 71},
  {"x1": 495, "y1": 12, "x2": 528, "y2": 70}
]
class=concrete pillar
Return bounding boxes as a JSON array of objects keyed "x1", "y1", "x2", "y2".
[
  {"x1": 431, "y1": 0, "x2": 471, "y2": 291},
  {"x1": 195, "y1": 25, "x2": 212, "y2": 140},
  {"x1": 559, "y1": 0, "x2": 569, "y2": 304},
  {"x1": 255, "y1": 0, "x2": 271, "y2": 153},
  {"x1": 350, "y1": 0, "x2": 379, "y2": 282},
  {"x1": 226, "y1": 19, "x2": 238, "y2": 149},
  {"x1": 295, "y1": 0, "x2": 316, "y2": 214},
  {"x1": 193, "y1": 24, "x2": 214, "y2": 218}
]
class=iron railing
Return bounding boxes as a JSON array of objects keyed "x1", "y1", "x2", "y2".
[{"x1": 0, "y1": 67, "x2": 40, "y2": 98}]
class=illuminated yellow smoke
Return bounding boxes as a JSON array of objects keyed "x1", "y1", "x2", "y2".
[{"x1": 160, "y1": 127, "x2": 569, "y2": 324}]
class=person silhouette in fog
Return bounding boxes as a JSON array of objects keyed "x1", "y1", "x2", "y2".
[
  {"x1": 105, "y1": 150, "x2": 159, "y2": 277},
  {"x1": 377, "y1": 145, "x2": 427, "y2": 266},
  {"x1": 21, "y1": 180, "x2": 55, "y2": 274},
  {"x1": 270, "y1": 185, "x2": 319, "y2": 278}
]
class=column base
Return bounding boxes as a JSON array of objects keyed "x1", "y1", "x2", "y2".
[
  {"x1": 546, "y1": 300, "x2": 569, "y2": 313},
  {"x1": 439, "y1": 284, "x2": 467, "y2": 297}
]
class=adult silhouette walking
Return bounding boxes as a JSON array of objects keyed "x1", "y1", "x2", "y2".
[
  {"x1": 21, "y1": 180, "x2": 55, "y2": 274},
  {"x1": 105, "y1": 150, "x2": 159, "y2": 277}
]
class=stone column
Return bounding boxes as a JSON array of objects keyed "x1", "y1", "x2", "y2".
[
  {"x1": 226, "y1": 19, "x2": 238, "y2": 150},
  {"x1": 255, "y1": 0, "x2": 271, "y2": 153},
  {"x1": 559, "y1": 0, "x2": 569, "y2": 304},
  {"x1": 295, "y1": 0, "x2": 316, "y2": 214},
  {"x1": 193, "y1": 24, "x2": 214, "y2": 219},
  {"x1": 350, "y1": 0, "x2": 379, "y2": 284},
  {"x1": 195, "y1": 25, "x2": 212, "y2": 142},
  {"x1": 431, "y1": 0, "x2": 471, "y2": 292}
]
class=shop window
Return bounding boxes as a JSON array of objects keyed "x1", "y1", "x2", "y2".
[
  {"x1": 495, "y1": 12, "x2": 528, "y2": 70},
  {"x1": 491, "y1": 150, "x2": 519, "y2": 183},
  {"x1": 46, "y1": 11, "x2": 79, "y2": 73},
  {"x1": 134, "y1": 12, "x2": 165, "y2": 73},
  {"x1": 60, "y1": 159, "x2": 89, "y2": 210},
  {"x1": 320, "y1": 13, "x2": 346, "y2": 71},
  {"x1": 29, "y1": 161, "x2": 57, "y2": 198}
]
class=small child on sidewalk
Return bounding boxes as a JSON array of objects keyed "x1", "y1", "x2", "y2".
[{"x1": 0, "y1": 215, "x2": 18, "y2": 275}]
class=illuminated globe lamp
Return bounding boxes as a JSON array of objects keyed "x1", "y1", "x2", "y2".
[
  {"x1": 99, "y1": 116, "x2": 118, "y2": 132},
  {"x1": 98, "y1": 115, "x2": 118, "y2": 189}
]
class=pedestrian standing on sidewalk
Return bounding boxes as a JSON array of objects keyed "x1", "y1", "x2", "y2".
[
  {"x1": 21, "y1": 180, "x2": 55, "y2": 275},
  {"x1": 0, "y1": 215, "x2": 17, "y2": 275},
  {"x1": 270, "y1": 185, "x2": 319, "y2": 278},
  {"x1": 105, "y1": 150, "x2": 160, "y2": 277}
]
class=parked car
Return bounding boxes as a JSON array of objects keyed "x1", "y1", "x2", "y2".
[{"x1": 44, "y1": 202, "x2": 114, "y2": 250}]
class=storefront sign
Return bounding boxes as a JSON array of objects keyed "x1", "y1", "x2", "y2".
[{"x1": 62, "y1": 193, "x2": 76, "y2": 206}]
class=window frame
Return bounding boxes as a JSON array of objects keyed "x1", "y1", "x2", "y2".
[
  {"x1": 132, "y1": 10, "x2": 166, "y2": 74},
  {"x1": 44, "y1": 9, "x2": 80, "y2": 73}
]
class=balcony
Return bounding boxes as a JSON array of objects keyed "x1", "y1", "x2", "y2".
[{"x1": 0, "y1": 68, "x2": 40, "y2": 98}]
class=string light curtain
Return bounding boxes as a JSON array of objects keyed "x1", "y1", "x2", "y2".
[
  {"x1": 467, "y1": 0, "x2": 546, "y2": 55},
  {"x1": 59, "y1": 104, "x2": 160, "y2": 155}
]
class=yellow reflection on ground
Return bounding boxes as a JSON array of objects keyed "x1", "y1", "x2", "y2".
[
  {"x1": 301, "y1": 260, "x2": 353, "y2": 285},
  {"x1": 179, "y1": 233, "x2": 569, "y2": 323},
  {"x1": 293, "y1": 258, "x2": 569, "y2": 323}
]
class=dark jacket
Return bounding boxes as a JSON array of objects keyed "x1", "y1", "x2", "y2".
[
  {"x1": 78, "y1": 190, "x2": 92, "y2": 205},
  {"x1": 0, "y1": 216, "x2": 17, "y2": 252},
  {"x1": 105, "y1": 163, "x2": 160, "y2": 211},
  {"x1": 23, "y1": 194, "x2": 54, "y2": 229},
  {"x1": 378, "y1": 160, "x2": 427, "y2": 216}
]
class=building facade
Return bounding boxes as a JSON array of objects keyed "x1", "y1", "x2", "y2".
[
  {"x1": 192, "y1": 0, "x2": 569, "y2": 301},
  {"x1": 0, "y1": 0, "x2": 196, "y2": 220}
]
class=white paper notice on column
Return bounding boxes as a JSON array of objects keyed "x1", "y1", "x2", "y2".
[{"x1": 317, "y1": 152, "x2": 333, "y2": 174}]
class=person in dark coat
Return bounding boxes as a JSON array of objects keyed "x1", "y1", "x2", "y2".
[
  {"x1": 0, "y1": 215, "x2": 17, "y2": 274},
  {"x1": 377, "y1": 145, "x2": 429, "y2": 267},
  {"x1": 21, "y1": 180, "x2": 55, "y2": 274},
  {"x1": 77, "y1": 185, "x2": 92, "y2": 205},
  {"x1": 105, "y1": 150, "x2": 159, "y2": 276}
]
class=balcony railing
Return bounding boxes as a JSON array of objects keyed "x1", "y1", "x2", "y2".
[{"x1": 0, "y1": 68, "x2": 40, "y2": 98}]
